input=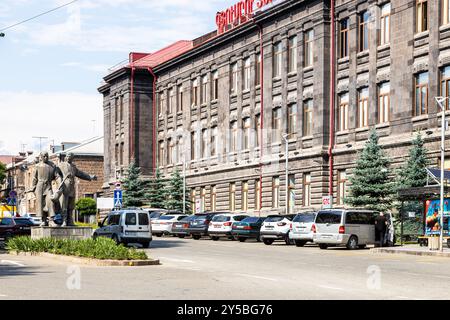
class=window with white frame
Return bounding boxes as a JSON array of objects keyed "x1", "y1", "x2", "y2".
[
  {"x1": 339, "y1": 93, "x2": 349, "y2": 131},
  {"x1": 379, "y1": 82, "x2": 390, "y2": 123},
  {"x1": 380, "y1": 3, "x2": 391, "y2": 45},
  {"x1": 358, "y1": 87, "x2": 369, "y2": 128},
  {"x1": 243, "y1": 58, "x2": 251, "y2": 90}
]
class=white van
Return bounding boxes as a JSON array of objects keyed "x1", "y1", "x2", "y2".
[
  {"x1": 94, "y1": 209, "x2": 152, "y2": 248},
  {"x1": 313, "y1": 209, "x2": 394, "y2": 250}
]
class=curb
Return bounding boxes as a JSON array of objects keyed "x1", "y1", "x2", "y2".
[
  {"x1": 10, "y1": 251, "x2": 160, "y2": 267},
  {"x1": 372, "y1": 248, "x2": 450, "y2": 258}
]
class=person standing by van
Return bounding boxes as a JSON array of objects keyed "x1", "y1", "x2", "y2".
[{"x1": 375, "y1": 212, "x2": 388, "y2": 247}]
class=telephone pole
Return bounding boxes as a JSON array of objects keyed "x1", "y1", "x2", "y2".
[{"x1": 32, "y1": 136, "x2": 48, "y2": 152}]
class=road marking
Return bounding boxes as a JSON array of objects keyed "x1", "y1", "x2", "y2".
[
  {"x1": 396, "y1": 296, "x2": 410, "y2": 300},
  {"x1": 237, "y1": 274, "x2": 278, "y2": 282},
  {"x1": 0, "y1": 294, "x2": 7, "y2": 297},
  {"x1": 159, "y1": 257, "x2": 195, "y2": 264},
  {"x1": 403, "y1": 272, "x2": 421, "y2": 277},
  {"x1": 318, "y1": 285, "x2": 346, "y2": 291},
  {"x1": 432, "y1": 275, "x2": 450, "y2": 280},
  {"x1": 0, "y1": 260, "x2": 25, "y2": 267}
]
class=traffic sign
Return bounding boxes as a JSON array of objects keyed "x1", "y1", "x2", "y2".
[
  {"x1": 322, "y1": 196, "x2": 333, "y2": 209},
  {"x1": 114, "y1": 190, "x2": 123, "y2": 208},
  {"x1": 6, "y1": 198, "x2": 16, "y2": 206},
  {"x1": 9, "y1": 190, "x2": 17, "y2": 199}
]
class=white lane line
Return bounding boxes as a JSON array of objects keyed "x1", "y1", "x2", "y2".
[
  {"x1": 318, "y1": 285, "x2": 346, "y2": 291},
  {"x1": 0, "y1": 260, "x2": 25, "y2": 267},
  {"x1": 158, "y1": 257, "x2": 195, "y2": 264},
  {"x1": 237, "y1": 274, "x2": 278, "y2": 282}
]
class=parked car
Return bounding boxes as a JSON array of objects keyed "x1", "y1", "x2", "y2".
[
  {"x1": 313, "y1": 209, "x2": 395, "y2": 250},
  {"x1": 144, "y1": 208, "x2": 168, "y2": 221},
  {"x1": 0, "y1": 217, "x2": 18, "y2": 241},
  {"x1": 188, "y1": 212, "x2": 232, "y2": 240},
  {"x1": 260, "y1": 214, "x2": 296, "y2": 245},
  {"x1": 20, "y1": 213, "x2": 41, "y2": 226},
  {"x1": 171, "y1": 215, "x2": 197, "y2": 238},
  {"x1": 231, "y1": 216, "x2": 266, "y2": 242},
  {"x1": 93, "y1": 209, "x2": 152, "y2": 248},
  {"x1": 13, "y1": 217, "x2": 36, "y2": 236},
  {"x1": 289, "y1": 212, "x2": 317, "y2": 247},
  {"x1": 207, "y1": 214, "x2": 249, "y2": 241},
  {"x1": 152, "y1": 214, "x2": 188, "y2": 237}
]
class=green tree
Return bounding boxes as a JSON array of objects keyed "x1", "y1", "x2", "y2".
[
  {"x1": 122, "y1": 162, "x2": 146, "y2": 208},
  {"x1": 75, "y1": 198, "x2": 97, "y2": 216},
  {"x1": 397, "y1": 133, "x2": 429, "y2": 189},
  {"x1": 0, "y1": 161, "x2": 6, "y2": 186},
  {"x1": 346, "y1": 129, "x2": 396, "y2": 211},
  {"x1": 146, "y1": 168, "x2": 167, "y2": 209},
  {"x1": 165, "y1": 169, "x2": 191, "y2": 213}
]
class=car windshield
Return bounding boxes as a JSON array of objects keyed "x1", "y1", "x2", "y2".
[
  {"x1": 293, "y1": 213, "x2": 316, "y2": 223},
  {"x1": 316, "y1": 211, "x2": 343, "y2": 224},
  {"x1": 212, "y1": 215, "x2": 231, "y2": 222},
  {"x1": 241, "y1": 217, "x2": 261, "y2": 223},
  {"x1": 193, "y1": 215, "x2": 207, "y2": 221},
  {"x1": 0, "y1": 218, "x2": 14, "y2": 225},
  {"x1": 149, "y1": 212, "x2": 163, "y2": 219},
  {"x1": 14, "y1": 219, "x2": 34, "y2": 226},
  {"x1": 180, "y1": 215, "x2": 195, "y2": 222},
  {"x1": 159, "y1": 216, "x2": 175, "y2": 220},
  {"x1": 265, "y1": 216, "x2": 284, "y2": 222}
]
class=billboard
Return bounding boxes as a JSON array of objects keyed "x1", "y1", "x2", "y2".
[{"x1": 425, "y1": 199, "x2": 450, "y2": 236}]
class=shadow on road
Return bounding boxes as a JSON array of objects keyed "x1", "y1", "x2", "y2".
[{"x1": 0, "y1": 264, "x2": 50, "y2": 279}]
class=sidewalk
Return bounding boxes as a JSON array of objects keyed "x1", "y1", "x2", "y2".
[{"x1": 372, "y1": 245, "x2": 450, "y2": 258}]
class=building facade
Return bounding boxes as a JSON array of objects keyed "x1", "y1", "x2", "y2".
[{"x1": 100, "y1": 0, "x2": 450, "y2": 215}]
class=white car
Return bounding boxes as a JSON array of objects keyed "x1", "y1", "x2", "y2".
[
  {"x1": 289, "y1": 212, "x2": 317, "y2": 247},
  {"x1": 152, "y1": 214, "x2": 188, "y2": 237},
  {"x1": 208, "y1": 214, "x2": 249, "y2": 241},
  {"x1": 260, "y1": 214, "x2": 296, "y2": 245}
]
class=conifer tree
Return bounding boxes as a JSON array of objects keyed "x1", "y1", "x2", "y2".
[
  {"x1": 165, "y1": 169, "x2": 190, "y2": 212},
  {"x1": 397, "y1": 133, "x2": 429, "y2": 189},
  {"x1": 346, "y1": 129, "x2": 396, "y2": 211},
  {"x1": 122, "y1": 162, "x2": 146, "y2": 208},
  {"x1": 146, "y1": 168, "x2": 167, "y2": 209}
]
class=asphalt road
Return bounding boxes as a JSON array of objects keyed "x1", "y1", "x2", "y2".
[{"x1": 1, "y1": 237, "x2": 449, "y2": 300}]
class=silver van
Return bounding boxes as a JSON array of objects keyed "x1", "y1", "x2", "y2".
[
  {"x1": 94, "y1": 209, "x2": 152, "y2": 248},
  {"x1": 313, "y1": 209, "x2": 393, "y2": 250}
]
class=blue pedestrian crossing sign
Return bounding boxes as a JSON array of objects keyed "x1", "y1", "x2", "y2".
[{"x1": 114, "y1": 190, "x2": 123, "y2": 208}]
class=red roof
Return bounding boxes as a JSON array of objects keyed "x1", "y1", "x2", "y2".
[
  {"x1": 130, "y1": 40, "x2": 194, "y2": 69},
  {"x1": 0, "y1": 155, "x2": 25, "y2": 165}
]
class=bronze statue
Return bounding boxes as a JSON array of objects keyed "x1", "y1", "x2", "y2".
[
  {"x1": 31, "y1": 152, "x2": 59, "y2": 227},
  {"x1": 53, "y1": 153, "x2": 97, "y2": 227}
]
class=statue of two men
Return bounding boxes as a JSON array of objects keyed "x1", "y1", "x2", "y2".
[{"x1": 31, "y1": 152, "x2": 97, "y2": 227}]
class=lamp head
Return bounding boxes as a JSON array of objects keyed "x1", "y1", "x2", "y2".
[{"x1": 0, "y1": 33, "x2": 5, "y2": 38}]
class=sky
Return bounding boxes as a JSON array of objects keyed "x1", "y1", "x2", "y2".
[{"x1": 0, "y1": 0, "x2": 235, "y2": 155}]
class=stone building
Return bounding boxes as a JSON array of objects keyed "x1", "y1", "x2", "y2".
[{"x1": 99, "y1": 0, "x2": 450, "y2": 215}]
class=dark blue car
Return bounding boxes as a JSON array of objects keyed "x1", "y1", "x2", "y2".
[{"x1": 231, "y1": 216, "x2": 266, "y2": 242}]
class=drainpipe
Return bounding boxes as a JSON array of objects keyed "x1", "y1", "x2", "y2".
[
  {"x1": 328, "y1": 0, "x2": 336, "y2": 198},
  {"x1": 130, "y1": 67, "x2": 136, "y2": 161},
  {"x1": 256, "y1": 23, "x2": 264, "y2": 217},
  {"x1": 147, "y1": 67, "x2": 158, "y2": 176}
]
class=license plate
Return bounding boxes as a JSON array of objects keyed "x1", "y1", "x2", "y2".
[
  {"x1": 214, "y1": 224, "x2": 221, "y2": 228},
  {"x1": 175, "y1": 224, "x2": 183, "y2": 228},
  {"x1": 237, "y1": 226, "x2": 244, "y2": 229}
]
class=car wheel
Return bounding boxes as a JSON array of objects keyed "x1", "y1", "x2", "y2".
[
  {"x1": 4, "y1": 232, "x2": 13, "y2": 242},
  {"x1": 238, "y1": 237, "x2": 246, "y2": 242},
  {"x1": 192, "y1": 235, "x2": 201, "y2": 240},
  {"x1": 155, "y1": 234, "x2": 162, "y2": 238},
  {"x1": 346, "y1": 236, "x2": 358, "y2": 250},
  {"x1": 263, "y1": 239, "x2": 274, "y2": 245},
  {"x1": 211, "y1": 236, "x2": 220, "y2": 241},
  {"x1": 319, "y1": 244, "x2": 328, "y2": 250},
  {"x1": 178, "y1": 235, "x2": 186, "y2": 239},
  {"x1": 358, "y1": 245, "x2": 367, "y2": 249},
  {"x1": 141, "y1": 241, "x2": 151, "y2": 249},
  {"x1": 295, "y1": 240, "x2": 307, "y2": 247},
  {"x1": 92, "y1": 233, "x2": 98, "y2": 240},
  {"x1": 111, "y1": 234, "x2": 120, "y2": 245}
]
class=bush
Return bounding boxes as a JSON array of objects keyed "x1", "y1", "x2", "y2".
[
  {"x1": 6, "y1": 237, "x2": 148, "y2": 261},
  {"x1": 75, "y1": 198, "x2": 97, "y2": 216}
]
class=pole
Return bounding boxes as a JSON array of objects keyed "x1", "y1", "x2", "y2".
[
  {"x1": 441, "y1": 104, "x2": 445, "y2": 252},
  {"x1": 282, "y1": 134, "x2": 289, "y2": 216},
  {"x1": 183, "y1": 155, "x2": 186, "y2": 215},
  {"x1": 436, "y1": 97, "x2": 447, "y2": 252}
]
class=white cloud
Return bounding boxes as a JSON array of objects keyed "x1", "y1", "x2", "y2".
[{"x1": 0, "y1": 91, "x2": 103, "y2": 155}]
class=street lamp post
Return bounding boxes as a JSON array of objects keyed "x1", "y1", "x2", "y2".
[
  {"x1": 182, "y1": 154, "x2": 186, "y2": 215},
  {"x1": 435, "y1": 96, "x2": 448, "y2": 252},
  {"x1": 282, "y1": 133, "x2": 290, "y2": 216}
]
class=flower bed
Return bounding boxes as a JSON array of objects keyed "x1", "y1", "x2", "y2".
[{"x1": 6, "y1": 236, "x2": 148, "y2": 261}]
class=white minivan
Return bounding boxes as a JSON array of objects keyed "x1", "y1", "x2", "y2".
[
  {"x1": 94, "y1": 209, "x2": 152, "y2": 248},
  {"x1": 313, "y1": 209, "x2": 393, "y2": 250}
]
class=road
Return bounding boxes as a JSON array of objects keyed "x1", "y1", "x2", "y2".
[{"x1": 0, "y1": 237, "x2": 449, "y2": 300}]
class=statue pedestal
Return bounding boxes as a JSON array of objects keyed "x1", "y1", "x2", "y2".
[{"x1": 31, "y1": 227, "x2": 93, "y2": 241}]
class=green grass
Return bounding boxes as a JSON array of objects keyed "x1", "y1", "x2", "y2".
[{"x1": 6, "y1": 236, "x2": 148, "y2": 261}]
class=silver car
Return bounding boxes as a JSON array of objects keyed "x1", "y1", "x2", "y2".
[
  {"x1": 313, "y1": 209, "x2": 393, "y2": 250},
  {"x1": 94, "y1": 209, "x2": 152, "y2": 248}
]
